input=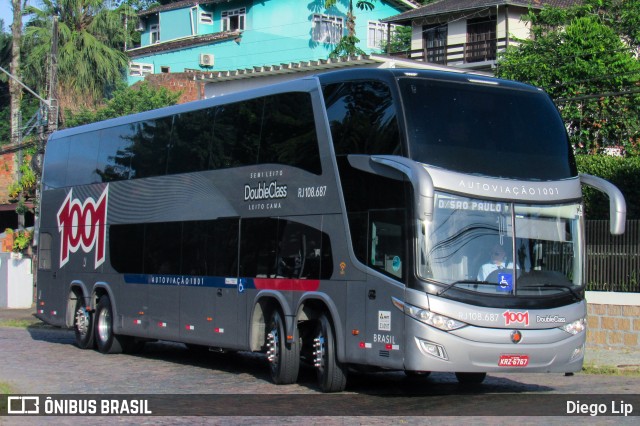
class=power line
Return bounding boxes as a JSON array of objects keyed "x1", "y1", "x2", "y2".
[{"x1": 555, "y1": 88, "x2": 640, "y2": 103}]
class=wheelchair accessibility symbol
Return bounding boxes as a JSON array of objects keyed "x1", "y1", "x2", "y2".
[
  {"x1": 497, "y1": 273, "x2": 513, "y2": 292},
  {"x1": 238, "y1": 279, "x2": 245, "y2": 294}
]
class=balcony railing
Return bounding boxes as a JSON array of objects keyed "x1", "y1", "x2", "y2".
[{"x1": 389, "y1": 37, "x2": 513, "y2": 68}]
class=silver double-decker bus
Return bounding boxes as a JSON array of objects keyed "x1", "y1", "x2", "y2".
[{"x1": 36, "y1": 68, "x2": 625, "y2": 392}]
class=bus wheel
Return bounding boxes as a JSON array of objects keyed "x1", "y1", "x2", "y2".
[
  {"x1": 266, "y1": 310, "x2": 299, "y2": 385},
  {"x1": 73, "y1": 297, "x2": 94, "y2": 349},
  {"x1": 94, "y1": 296, "x2": 123, "y2": 354},
  {"x1": 455, "y1": 372, "x2": 486, "y2": 384},
  {"x1": 313, "y1": 313, "x2": 347, "y2": 392}
]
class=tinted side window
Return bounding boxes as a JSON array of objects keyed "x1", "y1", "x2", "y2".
[
  {"x1": 110, "y1": 219, "x2": 239, "y2": 276},
  {"x1": 130, "y1": 117, "x2": 173, "y2": 179},
  {"x1": 168, "y1": 108, "x2": 215, "y2": 174},
  {"x1": 261, "y1": 93, "x2": 322, "y2": 174},
  {"x1": 143, "y1": 221, "x2": 182, "y2": 274},
  {"x1": 214, "y1": 99, "x2": 263, "y2": 168},
  {"x1": 43, "y1": 137, "x2": 70, "y2": 189},
  {"x1": 65, "y1": 131, "x2": 101, "y2": 186},
  {"x1": 323, "y1": 81, "x2": 402, "y2": 157},
  {"x1": 109, "y1": 224, "x2": 144, "y2": 273},
  {"x1": 181, "y1": 219, "x2": 239, "y2": 276},
  {"x1": 338, "y1": 157, "x2": 409, "y2": 282},
  {"x1": 239, "y1": 218, "x2": 278, "y2": 278},
  {"x1": 38, "y1": 233, "x2": 52, "y2": 270},
  {"x1": 97, "y1": 125, "x2": 135, "y2": 182},
  {"x1": 239, "y1": 218, "x2": 333, "y2": 279}
]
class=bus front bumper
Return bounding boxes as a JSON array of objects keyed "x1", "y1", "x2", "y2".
[{"x1": 403, "y1": 320, "x2": 586, "y2": 373}]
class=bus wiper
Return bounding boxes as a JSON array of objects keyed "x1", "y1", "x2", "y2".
[
  {"x1": 522, "y1": 283, "x2": 580, "y2": 299},
  {"x1": 437, "y1": 280, "x2": 497, "y2": 296}
]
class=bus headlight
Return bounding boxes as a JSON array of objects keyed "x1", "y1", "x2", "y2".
[
  {"x1": 405, "y1": 303, "x2": 466, "y2": 331},
  {"x1": 560, "y1": 318, "x2": 586, "y2": 335}
]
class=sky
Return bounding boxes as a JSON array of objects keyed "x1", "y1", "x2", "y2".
[{"x1": 1, "y1": 2, "x2": 14, "y2": 33}]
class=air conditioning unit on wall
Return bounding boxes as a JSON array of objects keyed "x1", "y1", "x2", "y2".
[{"x1": 199, "y1": 53, "x2": 214, "y2": 67}]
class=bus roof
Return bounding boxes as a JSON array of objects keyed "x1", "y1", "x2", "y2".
[{"x1": 50, "y1": 68, "x2": 542, "y2": 141}]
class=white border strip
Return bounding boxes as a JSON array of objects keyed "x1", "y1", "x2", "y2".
[{"x1": 586, "y1": 291, "x2": 640, "y2": 306}]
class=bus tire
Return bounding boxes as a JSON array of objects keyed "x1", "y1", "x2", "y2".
[
  {"x1": 73, "y1": 296, "x2": 94, "y2": 349},
  {"x1": 455, "y1": 372, "x2": 486, "y2": 384},
  {"x1": 267, "y1": 310, "x2": 299, "y2": 385},
  {"x1": 314, "y1": 313, "x2": 347, "y2": 392},
  {"x1": 94, "y1": 295, "x2": 123, "y2": 354}
]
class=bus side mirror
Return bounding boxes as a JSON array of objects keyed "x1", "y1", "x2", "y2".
[
  {"x1": 347, "y1": 155, "x2": 434, "y2": 221},
  {"x1": 579, "y1": 173, "x2": 626, "y2": 235}
]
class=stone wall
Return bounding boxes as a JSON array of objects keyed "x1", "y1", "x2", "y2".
[{"x1": 586, "y1": 291, "x2": 640, "y2": 351}]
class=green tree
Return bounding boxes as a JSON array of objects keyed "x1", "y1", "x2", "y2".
[
  {"x1": 497, "y1": 5, "x2": 640, "y2": 155},
  {"x1": 385, "y1": 25, "x2": 411, "y2": 54},
  {"x1": 324, "y1": 0, "x2": 376, "y2": 57},
  {"x1": 0, "y1": 20, "x2": 12, "y2": 145},
  {"x1": 22, "y1": 0, "x2": 136, "y2": 118},
  {"x1": 65, "y1": 82, "x2": 181, "y2": 127}
]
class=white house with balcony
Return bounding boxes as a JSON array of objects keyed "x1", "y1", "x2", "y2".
[{"x1": 382, "y1": 0, "x2": 580, "y2": 72}]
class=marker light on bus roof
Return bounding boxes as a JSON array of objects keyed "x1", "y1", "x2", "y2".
[{"x1": 467, "y1": 78, "x2": 499, "y2": 85}]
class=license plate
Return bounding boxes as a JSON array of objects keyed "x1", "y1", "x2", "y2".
[{"x1": 499, "y1": 354, "x2": 529, "y2": 367}]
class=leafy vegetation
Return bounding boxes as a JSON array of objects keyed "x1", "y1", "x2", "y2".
[
  {"x1": 65, "y1": 82, "x2": 181, "y2": 128},
  {"x1": 324, "y1": 0, "x2": 377, "y2": 57},
  {"x1": 497, "y1": 1, "x2": 640, "y2": 155},
  {"x1": 576, "y1": 155, "x2": 640, "y2": 219},
  {"x1": 22, "y1": 0, "x2": 136, "y2": 117}
]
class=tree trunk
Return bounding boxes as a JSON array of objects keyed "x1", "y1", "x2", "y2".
[
  {"x1": 10, "y1": 0, "x2": 24, "y2": 229},
  {"x1": 10, "y1": 0, "x2": 21, "y2": 146}
]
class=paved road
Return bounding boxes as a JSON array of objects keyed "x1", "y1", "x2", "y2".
[{"x1": 0, "y1": 325, "x2": 638, "y2": 425}]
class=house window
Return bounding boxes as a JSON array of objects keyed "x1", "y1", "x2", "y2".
[
  {"x1": 130, "y1": 62, "x2": 154, "y2": 77},
  {"x1": 423, "y1": 24, "x2": 447, "y2": 64},
  {"x1": 150, "y1": 24, "x2": 160, "y2": 44},
  {"x1": 160, "y1": 66, "x2": 170, "y2": 73},
  {"x1": 312, "y1": 14, "x2": 343, "y2": 44},
  {"x1": 368, "y1": 21, "x2": 395, "y2": 49},
  {"x1": 466, "y1": 16, "x2": 496, "y2": 63},
  {"x1": 222, "y1": 7, "x2": 246, "y2": 31},
  {"x1": 200, "y1": 12, "x2": 213, "y2": 24}
]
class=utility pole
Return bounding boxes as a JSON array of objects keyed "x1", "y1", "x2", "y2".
[
  {"x1": 10, "y1": 0, "x2": 23, "y2": 228},
  {"x1": 3, "y1": 5, "x2": 59, "y2": 230},
  {"x1": 47, "y1": 15, "x2": 59, "y2": 134}
]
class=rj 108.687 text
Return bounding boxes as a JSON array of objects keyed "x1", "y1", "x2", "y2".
[{"x1": 298, "y1": 185, "x2": 327, "y2": 198}]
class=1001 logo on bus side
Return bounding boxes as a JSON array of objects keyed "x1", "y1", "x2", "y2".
[{"x1": 56, "y1": 186, "x2": 109, "y2": 269}]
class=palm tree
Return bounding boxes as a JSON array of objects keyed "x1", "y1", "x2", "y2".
[
  {"x1": 324, "y1": 0, "x2": 376, "y2": 57},
  {"x1": 22, "y1": 0, "x2": 135, "y2": 117}
]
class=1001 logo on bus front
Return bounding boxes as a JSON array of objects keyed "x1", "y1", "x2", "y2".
[{"x1": 57, "y1": 186, "x2": 108, "y2": 269}]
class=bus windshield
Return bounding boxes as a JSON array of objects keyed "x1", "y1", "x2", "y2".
[
  {"x1": 418, "y1": 192, "x2": 584, "y2": 297},
  {"x1": 398, "y1": 77, "x2": 577, "y2": 180}
]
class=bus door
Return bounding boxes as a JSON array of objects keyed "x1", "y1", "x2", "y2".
[
  {"x1": 364, "y1": 209, "x2": 406, "y2": 369},
  {"x1": 179, "y1": 218, "x2": 242, "y2": 348},
  {"x1": 36, "y1": 231, "x2": 67, "y2": 327}
]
